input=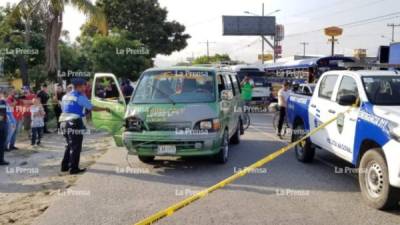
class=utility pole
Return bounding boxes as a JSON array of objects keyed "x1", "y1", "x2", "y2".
[
  {"x1": 387, "y1": 23, "x2": 400, "y2": 42},
  {"x1": 199, "y1": 40, "x2": 216, "y2": 62},
  {"x1": 300, "y1": 42, "x2": 309, "y2": 57},
  {"x1": 261, "y1": 3, "x2": 265, "y2": 64}
]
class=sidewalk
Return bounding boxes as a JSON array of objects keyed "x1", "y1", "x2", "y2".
[{"x1": 0, "y1": 129, "x2": 112, "y2": 225}]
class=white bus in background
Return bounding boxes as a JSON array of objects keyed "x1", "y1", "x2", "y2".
[{"x1": 228, "y1": 65, "x2": 271, "y2": 106}]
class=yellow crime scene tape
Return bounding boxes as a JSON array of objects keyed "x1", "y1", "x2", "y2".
[{"x1": 133, "y1": 102, "x2": 359, "y2": 225}]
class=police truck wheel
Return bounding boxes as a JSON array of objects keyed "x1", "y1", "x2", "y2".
[
  {"x1": 138, "y1": 155, "x2": 155, "y2": 163},
  {"x1": 215, "y1": 130, "x2": 229, "y2": 164},
  {"x1": 292, "y1": 123, "x2": 315, "y2": 163},
  {"x1": 230, "y1": 122, "x2": 241, "y2": 145},
  {"x1": 359, "y1": 149, "x2": 400, "y2": 209}
]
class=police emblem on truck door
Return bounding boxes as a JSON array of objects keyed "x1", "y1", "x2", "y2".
[{"x1": 337, "y1": 112, "x2": 345, "y2": 134}]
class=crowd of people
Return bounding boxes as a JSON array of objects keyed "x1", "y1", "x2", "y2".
[{"x1": 0, "y1": 82, "x2": 91, "y2": 166}]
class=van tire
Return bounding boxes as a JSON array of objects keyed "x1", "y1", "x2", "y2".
[
  {"x1": 359, "y1": 148, "x2": 400, "y2": 209},
  {"x1": 138, "y1": 155, "x2": 155, "y2": 163},
  {"x1": 230, "y1": 122, "x2": 241, "y2": 145},
  {"x1": 215, "y1": 130, "x2": 229, "y2": 164},
  {"x1": 292, "y1": 123, "x2": 315, "y2": 163}
]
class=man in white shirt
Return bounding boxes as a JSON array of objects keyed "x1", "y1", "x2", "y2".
[{"x1": 277, "y1": 81, "x2": 290, "y2": 138}]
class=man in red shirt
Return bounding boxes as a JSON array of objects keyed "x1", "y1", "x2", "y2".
[
  {"x1": 21, "y1": 86, "x2": 36, "y2": 132},
  {"x1": 6, "y1": 87, "x2": 23, "y2": 150}
]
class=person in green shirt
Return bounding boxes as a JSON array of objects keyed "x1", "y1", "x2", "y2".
[
  {"x1": 240, "y1": 75, "x2": 254, "y2": 113},
  {"x1": 240, "y1": 75, "x2": 254, "y2": 102}
]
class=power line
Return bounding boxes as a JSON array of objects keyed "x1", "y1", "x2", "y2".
[
  {"x1": 306, "y1": 0, "x2": 387, "y2": 21},
  {"x1": 285, "y1": 11, "x2": 400, "y2": 38}
]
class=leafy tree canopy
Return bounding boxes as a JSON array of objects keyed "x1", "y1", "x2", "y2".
[
  {"x1": 192, "y1": 54, "x2": 231, "y2": 65},
  {"x1": 95, "y1": 0, "x2": 190, "y2": 57},
  {"x1": 81, "y1": 29, "x2": 152, "y2": 80}
]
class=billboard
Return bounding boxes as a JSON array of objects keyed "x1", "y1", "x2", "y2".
[
  {"x1": 378, "y1": 46, "x2": 390, "y2": 64},
  {"x1": 389, "y1": 42, "x2": 400, "y2": 64},
  {"x1": 223, "y1": 16, "x2": 276, "y2": 36}
]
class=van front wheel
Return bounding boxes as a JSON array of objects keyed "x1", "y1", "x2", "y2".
[
  {"x1": 215, "y1": 131, "x2": 229, "y2": 164},
  {"x1": 230, "y1": 121, "x2": 241, "y2": 145}
]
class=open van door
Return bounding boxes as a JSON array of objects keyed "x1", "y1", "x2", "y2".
[{"x1": 91, "y1": 73, "x2": 126, "y2": 146}]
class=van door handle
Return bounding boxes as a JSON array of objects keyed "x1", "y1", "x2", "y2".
[
  {"x1": 328, "y1": 109, "x2": 336, "y2": 114},
  {"x1": 311, "y1": 104, "x2": 316, "y2": 108},
  {"x1": 349, "y1": 118, "x2": 356, "y2": 122}
]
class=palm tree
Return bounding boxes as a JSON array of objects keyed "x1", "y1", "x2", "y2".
[{"x1": 15, "y1": 0, "x2": 107, "y2": 78}]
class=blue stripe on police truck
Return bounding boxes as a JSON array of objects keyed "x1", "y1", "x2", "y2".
[{"x1": 352, "y1": 102, "x2": 391, "y2": 165}]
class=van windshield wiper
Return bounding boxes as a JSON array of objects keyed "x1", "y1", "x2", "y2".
[{"x1": 153, "y1": 86, "x2": 176, "y2": 105}]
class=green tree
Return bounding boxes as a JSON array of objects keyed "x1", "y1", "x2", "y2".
[
  {"x1": 192, "y1": 54, "x2": 231, "y2": 65},
  {"x1": 82, "y1": 30, "x2": 152, "y2": 80},
  {"x1": 95, "y1": 0, "x2": 190, "y2": 57},
  {"x1": 0, "y1": 4, "x2": 45, "y2": 84},
  {"x1": 15, "y1": 0, "x2": 107, "y2": 79}
]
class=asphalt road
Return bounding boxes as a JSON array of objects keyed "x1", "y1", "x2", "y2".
[{"x1": 33, "y1": 113, "x2": 400, "y2": 225}]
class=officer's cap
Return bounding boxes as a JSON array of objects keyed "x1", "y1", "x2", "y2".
[{"x1": 71, "y1": 78, "x2": 87, "y2": 86}]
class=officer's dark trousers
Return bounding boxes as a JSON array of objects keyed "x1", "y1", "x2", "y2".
[
  {"x1": 61, "y1": 119, "x2": 84, "y2": 171},
  {"x1": 0, "y1": 121, "x2": 8, "y2": 162}
]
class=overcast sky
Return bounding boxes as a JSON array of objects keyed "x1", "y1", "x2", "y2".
[{"x1": 2, "y1": 0, "x2": 399, "y2": 66}]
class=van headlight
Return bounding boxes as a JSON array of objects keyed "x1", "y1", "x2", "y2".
[
  {"x1": 125, "y1": 117, "x2": 144, "y2": 132},
  {"x1": 196, "y1": 119, "x2": 220, "y2": 132},
  {"x1": 200, "y1": 121, "x2": 212, "y2": 130}
]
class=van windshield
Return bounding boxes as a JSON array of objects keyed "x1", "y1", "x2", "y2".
[
  {"x1": 132, "y1": 70, "x2": 216, "y2": 104},
  {"x1": 362, "y1": 76, "x2": 400, "y2": 105}
]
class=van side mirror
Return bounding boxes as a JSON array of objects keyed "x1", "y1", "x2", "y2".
[
  {"x1": 221, "y1": 90, "x2": 233, "y2": 101},
  {"x1": 338, "y1": 95, "x2": 357, "y2": 106}
]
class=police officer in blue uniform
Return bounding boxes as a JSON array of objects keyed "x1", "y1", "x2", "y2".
[
  {"x1": 60, "y1": 78, "x2": 109, "y2": 174},
  {"x1": 0, "y1": 89, "x2": 9, "y2": 165}
]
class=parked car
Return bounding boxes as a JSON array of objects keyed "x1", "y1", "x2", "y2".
[
  {"x1": 287, "y1": 70, "x2": 400, "y2": 209},
  {"x1": 91, "y1": 67, "x2": 245, "y2": 164}
]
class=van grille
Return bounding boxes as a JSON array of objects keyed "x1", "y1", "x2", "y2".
[{"x1": 146, "y1": 122, "x2": 192, "y2": 131}]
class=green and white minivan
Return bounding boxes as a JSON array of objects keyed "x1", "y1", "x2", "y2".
[{"x1": 91, "y1": 67, "x2": 245, "y2": 163}]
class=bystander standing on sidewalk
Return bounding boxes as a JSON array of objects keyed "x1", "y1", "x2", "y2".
[
  {"x1": 240, "y1": 75, "x2": 254, "y2": 112},
  {"x1": 276, "y1": 81, "x2": 290, "y2": 139},
  {"x1": 5, "y1": 90, "x2": 16, "y2": 152},
  {"x1": 22, "y1": 86, "x2": 36, "y2": 134},
  {"x1": 37, "y1": 84, "x2": 51, "y2": 133},
  {"x1": 30, "y1": 97, "x2": 45, "y2": 146},
  {"x1": 53, "y1": 84, "x2": 65, "y2": 129},
  {"x1": 0, "y1": 89, "x2": 10, "y2": 165},
  {"x1": 6, "y1": 87, "x2": 23, "y2": 150}
]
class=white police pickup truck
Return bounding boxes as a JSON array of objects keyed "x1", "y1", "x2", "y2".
[{"x1": 287, "y1": 70, "x2": 400, "y2": 209}]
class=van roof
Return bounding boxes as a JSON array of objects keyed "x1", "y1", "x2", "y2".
[{"x1": 144, "y1": 66, "x2": 233, "y2": 73}]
